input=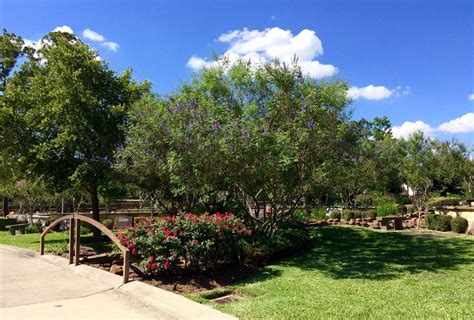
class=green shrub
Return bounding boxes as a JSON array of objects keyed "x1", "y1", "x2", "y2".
[
  {"x1": 425, "y1": 214, "x2": 453, "y2": 232},
  {"x1": 341, "y1": 210, "x2": 374, "y2": 220},
  {"x1": 256, "y1": 224, "x2": 310, "y2": 261},
  {"x1": 293, "y1": 209, "x2": 308, "y2": 221},
  {"x1": 341, "y1": 210, "x2": 354, "y2": 220},
  {"x1": 46, "y1": 242, "x2": 68, "y2": 255},
  {"x1": 451, "y1": 216, "x2": 469, "y2": 234},
  {"x1": 426, "y1": 196, "x2": 463, "y2": 208},
  {"x1": 80, "y1": 223, "x2": 93, "y2": 235},
  {"x1": 328, "y1": 211, "x2": 341, "y2": 220},
  {"x1": 398, "y1": 205, "x2": 408, "y2": 215},
  {"x1": 26, "y1": 222, "x2": 43, "y2": 234},
  {"x1": 311, "y1": 207, "x2": 327, "y2": 220},
  {"x1": 375, "y1": 199, "x2": 398, "y2": 217},
  {"x1": 361, "y1": 210, "x2": 377, "y2": 219},
  {"x1": 0, "y1": 218, "x2": 17, "y2": 230},
  {"x1": 118, "y1": 213, "x2": 252, "y2": 273},
  {"x1": 354, "y1": 193, "x2": 377, "y2": 207},
  {"x1": 102, "y1": 218, "x2": 113, "y2": 229}
]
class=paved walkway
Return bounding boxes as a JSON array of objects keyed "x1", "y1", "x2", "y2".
[{"x1": 0, "y1": 245, "x2": 236, "y2": 320}]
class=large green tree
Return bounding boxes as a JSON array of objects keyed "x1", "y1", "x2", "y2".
[
  {"x1": 0, "y1": 30, "x2": 149, "y2": 232},
  {"x1": 119, "y1": 60, "x2": 357, "y2": 234}
]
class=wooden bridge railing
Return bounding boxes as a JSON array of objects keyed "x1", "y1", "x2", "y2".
[{"x1": 40, "y1": 214, "x2": 130, "y2": 284}]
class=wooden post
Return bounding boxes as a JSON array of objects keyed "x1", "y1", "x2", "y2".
[
  {"x1": 68, "y1": 218, "x2": 75, "y2": 264},
  {"x1": 40, "y1": 236, "x2": 44, "y2": 255},
  {"x1": 123, "y1": 250, "x2": 130, "y2": 284},
  {"x1": 75, "y1": 218, "x2": 81, "y2": 265}
]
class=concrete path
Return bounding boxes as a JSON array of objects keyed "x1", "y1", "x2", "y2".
[{"x1": 0, "y1": 244, "x2": 236, "y2": 320}]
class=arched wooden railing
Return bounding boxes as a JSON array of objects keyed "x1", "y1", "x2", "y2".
[{"x1": 40, "y1": 214, "x2": 130, "y2": 284}]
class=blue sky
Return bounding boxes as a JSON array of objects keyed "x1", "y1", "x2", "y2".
[{"x1": 1, "y1": 0, "x2": 473, "y2": 144}]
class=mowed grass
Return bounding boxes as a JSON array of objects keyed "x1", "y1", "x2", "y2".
[
  {"x1": 0, "y1": 230, "x2": 109, "y2": 254},
  {"x1": 193, "y1": 226, "x2": 474, "y2": 319},
  {"x1": 0, "y1": 230, "x2": 69, "y2": 252}
]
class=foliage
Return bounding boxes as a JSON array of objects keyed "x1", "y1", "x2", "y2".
[
  {"x1": 117, "y1": 213, "x2": 252, "y2": 273},
  {"x1": 430, "y1": 140, "x2": 471, "y2": 196},
  {"x1": 354, "y1": 193, "x2": 377, "y2": 207},
  {"x1": 25, "y1": 222, "x2": 43, "y2": 234},
  {"x1": 292, "y1": 209, "x2": 309, "y2": 221},
  {"x1": 333, "y1": 119, "x2": 402, "y2": 207},
  {"x1": 426, "y1": 196, "x2": 464, "y2": 208},
  {"x1": 451, "y1": 216, "x2": 468, "y2": 234},
  {"x1": 399, "y1": 133, "x2": 437, "y2": 227},
  {"x1": 0, "y1": 29, "x2": 25, "y2": 92},
  {"x1": 255, "y1": 224, "x2": 310, "y2": 260},
  {"x1": 7, "y1": 179, "x2": 60, "y2": 214},
  {"x1": 101, "y1": 219, "x2": 113, "y2": 229},
  {"x1": 341, "y1": 210, "x2": 377, "y2": 220},
  {"x1": 311, "y1": 207, "x2": 327, "y2": 220},
  {"x1": 425, "y1": 214, "x2": 453, "y2": 232},
  {"x1": 328, "y1": 211, "x2": 341, "y2": 219},
  {"x1": 117, "y1": 60, "x2": 357, "y2": 234},
  {"x1": 399, "y1": 134, "x2": 472, "y2": 224},
  {"x1": 0, "y1": 30, "x2": 149, "y2": 229},
  {"x1": 375, "y1": 198, "x2": 399, "y2": 217}
]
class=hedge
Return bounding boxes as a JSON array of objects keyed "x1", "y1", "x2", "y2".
[
  {"x1": 451, "y1": 216, "x2": 469, "y2": 234},
  {"x1": 426, "y1": 196, "x2": 463, "y2": 208},
  {"x1": 425, "y1": 214, "x2": 452, "y2": 232}
]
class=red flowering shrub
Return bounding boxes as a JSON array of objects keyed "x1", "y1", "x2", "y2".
[{"x1": 116, "y1": 212, "x2": 252, "y2": 273}]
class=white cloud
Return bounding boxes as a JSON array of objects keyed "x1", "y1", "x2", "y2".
[
  {"x1": 186, "y1": 56, "x2": 208, "y2": 70},
  {"x1": 394, "y1": 86, "x2": 411, "y2": 97},
  {"x1": 392, "y1": 121, "x2": 434, "y2": 139},
  {"x1": 24, "y1": 25, "x2": 74, "y2": 51},
  {"x1": 437, "y1": 112, "x2": 474, "y2": 133},
  {"x1": 348, "y1": 85, "x2": 393, "y2": 101},
  {"x1": 187, "y1": 27, "x2": 337, "y2": 79},
  {"x1": 81, "y1": 29, "x2": 119, "y2": 52},
  {"x1": 53, "y1": 25, "x2": 74, "y2": 34},
  {"x1": 468, "y1": 93, "x2": 474, "y2": 100},
  {"x1": 82, "y1": 28, "x2": 105, "y2": 42},
  {"x1": 102, "y1": 41, "x2": 119, "y2": 52}
]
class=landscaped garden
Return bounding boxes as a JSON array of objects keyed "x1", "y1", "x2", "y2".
[
  {"x1": 1, "y1": 27, "x2": 474, "y2": 319},
  {"x1": 2, "y1": 225, "x2": 473, "y2": 319}
]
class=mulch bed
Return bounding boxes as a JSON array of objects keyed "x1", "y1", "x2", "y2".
[{"x1": 73, "y1": 247, "x2": 259, "y2": 294}]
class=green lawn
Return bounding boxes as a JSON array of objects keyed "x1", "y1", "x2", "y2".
[
  {"x1": 193, "y1": 226, "x2": 474, "y2": 319},
  {"x1": 0, "y1": 230, "x2": 109, "y2": 254},
  {"x1": 0, "y1": 230, "x2": 70, "y2": 253}
]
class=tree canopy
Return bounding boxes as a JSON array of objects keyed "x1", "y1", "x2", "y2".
[{"x1": 0, "y1": 30, "x2": 149, "y2": 228}]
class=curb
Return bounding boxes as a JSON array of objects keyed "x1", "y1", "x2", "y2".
[{"x1": 0, "y1": 244, "x2": 237, "y2": 320}]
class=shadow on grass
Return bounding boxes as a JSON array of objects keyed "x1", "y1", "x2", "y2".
[{"x1": 279, "y1": 226, "x2": 474, "y2": 281}]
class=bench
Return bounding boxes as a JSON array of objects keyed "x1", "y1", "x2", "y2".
[
  {"x1": 377, "y1": 215, "x2": 403, "y2": 230},
  {"x1": 6, "y1": 223, "x2": 28, "y2": 235}
]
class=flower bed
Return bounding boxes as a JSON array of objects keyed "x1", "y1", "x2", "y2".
[{"x1": 116, "y1": 212, "x2": 252, "y2": 273}]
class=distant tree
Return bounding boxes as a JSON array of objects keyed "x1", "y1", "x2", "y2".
[
  {"x1": 0, "y1": 30, "x2": 149, "y2": 234},
  {"x1": 400, "y1": 133, "x2": 436, "y2": 227},
  {"x1": 332, "y1": 117, "x2": 399, "y2": 206},
  {"x1": 430, "y1": 139, "x2": 471, "y2": 196}
]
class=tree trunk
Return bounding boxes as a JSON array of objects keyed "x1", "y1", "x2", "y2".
[
  {"x1": 2, "y1": 195, "x2": 8, "y2": 217},
  {"x1": 89, "y1": 184, "x2": 100, "y2": 237}
]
